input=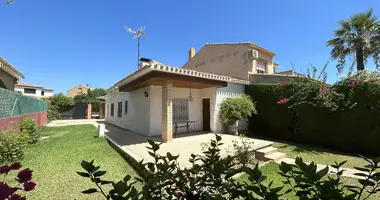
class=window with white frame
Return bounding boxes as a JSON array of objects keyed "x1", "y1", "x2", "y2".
[
  {"x1": 257, "y1": 60, "x2": 266, "y2": 74},
  {"x1": 172, "y1": 98, "x2": 189, "y2": 121}
]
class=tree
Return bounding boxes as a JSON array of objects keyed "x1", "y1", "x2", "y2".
[{"x1": 327, "y1": 8, "x2": 380, "y2": 73}]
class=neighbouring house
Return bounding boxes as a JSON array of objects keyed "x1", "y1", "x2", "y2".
[
  {"x1": 14, "y1": 82, "x2": 54, "y2": 98},
  {"x1": 0, "y1": 56, "x2": 24, "y2": 91},
  {"x1": 104, "y1": 58, "x2": 250, "y2": 141},
  {"x1": 182, "y1": 42, "x2": 303, "y2": 84},
  {"x1": 66, "y1": 84, "x2": 90, "y2": 97}
]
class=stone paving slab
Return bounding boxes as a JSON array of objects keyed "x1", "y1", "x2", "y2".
[{"x1": 103, "y1": 124, "x2": 273, "y2": 169}]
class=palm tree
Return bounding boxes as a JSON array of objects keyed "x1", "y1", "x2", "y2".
[{"x1": 327, "y1": 9, "x2": 380, "y2": 73}]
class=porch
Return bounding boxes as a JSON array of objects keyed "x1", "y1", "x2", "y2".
[{"x1": 103, "y1": 122, "x2": 273, "y2": 169}]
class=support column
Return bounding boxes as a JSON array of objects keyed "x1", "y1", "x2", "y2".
[
  {"x1": 87, "y1": 104, "x2": 92, "y2": 119},
  {"x1": 162, "y1": 80, "x2": 173, "y2": 142},
  {"x1": 99, "y1": 106, "x2": 104, "y2": 119}
]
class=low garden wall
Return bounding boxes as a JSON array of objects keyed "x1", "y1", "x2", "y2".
[
  {"x1": 0, "y1": 111, "x2": 48, "y2": 131},
  {"x1": 247, "y1": 83, "x2": 380, "y2": 156}
]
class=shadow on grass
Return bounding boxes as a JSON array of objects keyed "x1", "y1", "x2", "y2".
[{"x1": 249, "y1": 134, "x2": 359, "y2": 158}]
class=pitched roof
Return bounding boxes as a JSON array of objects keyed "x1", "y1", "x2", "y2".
[
  {"x1": 108, "y1": 58, "x2": 250, "y2": 92},
  {"x1": 15, "y1": 82, "x2": 54, "y2": 91},
  {"x1": 204, "y1": 42, "x2": 276, "y2": 56},
  {"x1": 0, "y1": 56, "x2": 25, "y2": 79}
]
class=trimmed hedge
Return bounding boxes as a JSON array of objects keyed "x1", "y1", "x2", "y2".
[{"x1": 247, "y1": 83, "x2": 380, "y2": 155}]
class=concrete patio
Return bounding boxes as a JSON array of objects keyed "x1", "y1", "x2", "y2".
[{"x1": 101, "y1": 122, "x2": 273, "y2": 169}]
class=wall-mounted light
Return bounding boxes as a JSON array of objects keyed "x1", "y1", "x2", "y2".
[{"x1": 144, "y1": 91, "x2": 149, "y2": 97}]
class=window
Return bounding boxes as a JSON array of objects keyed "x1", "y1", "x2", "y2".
[
  {"x1": 117, "y1": 102, "x2": 122, "y2": 118},
  {"x1": 257, "y1": 60, "x2": 267, "y2": 74},
  {"x1": 173, "y1": 98, "x2": 189, "y2": 121},
  {"x1": 41, "y1": 91, "x2": 45, "y2": 96},
  {"x1": 124, "y1": 101, "x2": 128, "y2": 114},
  {"x1": 111, "y1": 103, "x2": 114, "y2": 116},
  {"x1": 24, "y1": 88, "x2": 36, "y2": 94}
]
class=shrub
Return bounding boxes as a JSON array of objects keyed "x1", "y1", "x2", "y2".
[
  {"x1": 220, "y1": 95, "x2": 257, "y2": 126},
  {"x1": 77, "y1": 135, "x2": 380, "y2": 200},
  {"x1": 44, "y1": 93, "x2": 75, "y2": 120},
  {"x1": 20, "y1": 118, "x2": 40, "y2": 144},
  {"x1": 0, "y1": 129, "x2": 24, "y2": 163},
  {"x1": 247, "y1": 75, "x2": 380, "y2": 155},
  {"x1": 231, "y1": 134, "x2": 256, "y2": 167}
]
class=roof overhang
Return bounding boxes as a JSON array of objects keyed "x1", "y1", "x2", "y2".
[
  {"x1": 0, "y1": 57, "x2": 25, "y2": 79},
  {"x1": 111, "y1": 64, "x2": 250, "y2": 93}
]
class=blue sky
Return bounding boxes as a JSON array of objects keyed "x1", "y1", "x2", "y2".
[{"x1": 1, "y1": 0, "x2": 379, "y2": 93}]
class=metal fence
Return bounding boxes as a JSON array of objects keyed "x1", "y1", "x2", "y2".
[{"x1": 0, "y1": 87, "x2": 47, "y2": 118}]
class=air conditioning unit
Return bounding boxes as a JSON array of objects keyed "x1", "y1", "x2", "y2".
[{"x1": 248, "y1": 49, "x2": 258, "y2": 59}]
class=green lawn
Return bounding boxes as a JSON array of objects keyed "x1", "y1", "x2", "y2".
[
  {"x1": 19, "y1": 125, "x2": 139, "y2": 200},
  {"x1": 272, "y1": 141, "x2": 368, "y2": 169},
  {"x1": 237, "y1": 163, "x2": 379, "y2": 200}
]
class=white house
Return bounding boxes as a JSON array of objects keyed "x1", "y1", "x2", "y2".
[
  {"x1": 104, "y1": 58, "x2": 250, "y2": 142},
  {"x1": 14, "y1": 82, "x2": 54, "y2": 98}
]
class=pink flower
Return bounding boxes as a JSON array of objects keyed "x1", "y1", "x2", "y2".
[
  {"x1": 0, "y1": 165, "x2": 11, "y2": 174},
  {"x1": 280, "y1": 81, "x2": 288, "y2": 86},
  {"x1": 10, "y1": 163, "x2": 22, "y2": 170},
  {"x1": 17, "y1": 168, "x2": 33, "y2": 183},
  {"x1": 277, "y1": 98, "x2": 288, "y2": 104},
  {"x1": 23, "y1": 182, "x2": 36, "y2": 191},
  {"x1": 347, "y1": 83, "x2": 357, "y2": 88},
  {"x1": 9, "y1": 194, "x2": 26, "y2": 200},
  {"x1": 0, "y1": 182, "x2": 14, "y2": 199},
  {"x1": 320, "y1": 88, "x2": 328, "y2": 95}
]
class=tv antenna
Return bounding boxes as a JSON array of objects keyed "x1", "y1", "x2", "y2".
[{"x1": 124, "y1": 26, "x2": 146, "y2": 69}]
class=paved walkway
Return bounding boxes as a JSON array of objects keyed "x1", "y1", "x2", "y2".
[
  {"x1": 47, "y1": 119, "x2": 104, "y2": 127},
  {"x1": 104, "y1": 123, "x2": 273, "y2": 169},
  {"x1": 47, "y1": 119, "x2": 367, "y2": 178}
]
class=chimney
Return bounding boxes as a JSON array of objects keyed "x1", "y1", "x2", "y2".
[{"x1": 188, "y1": 47, "x2": 195, "y2": 60}]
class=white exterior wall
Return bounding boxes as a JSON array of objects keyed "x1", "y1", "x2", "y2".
[
  {"x1": 105, "y1": 87, "x2": 150, "y2": 135},
  {"x1": 105, "y1": 82, "x2": 247, "y2": 136},
  {"x1": 14, "y1": 86, "x2": 53, "y2": 97},
  {"x1": 149, "y1": 86, "x2": 203, "y2": 136}
]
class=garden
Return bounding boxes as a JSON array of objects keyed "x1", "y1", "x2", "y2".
[{"x1": 1, "y1": 124, "x2": 138, "y2": 200}]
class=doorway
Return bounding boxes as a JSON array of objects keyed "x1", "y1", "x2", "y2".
[{"x1": 202, "y1": 98, "x2": 211, "y2": 131}]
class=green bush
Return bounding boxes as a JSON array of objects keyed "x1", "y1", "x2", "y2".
[
  {"x1": 20, "y1": 118, "x2": 40, "y2": 144},
  {"x1": 0, "y1": 129, "x2": 24, "y2": 163},
  {"x1": 77, "y1": 135, "x2": 380, "y2": 200},
  {"x1": 44, "y1": 93, "x2": 75, "y2": 120},
  {"x1": 220, "y1": 95, "x2": 257, "y2": 126},
  {"x1": 247, "y1": 79, "x2": 380, "y2": 155}
]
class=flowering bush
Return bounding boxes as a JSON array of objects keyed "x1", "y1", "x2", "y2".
[{"x1": 0, "y1": 163, "x2": 36, "y2": 200}]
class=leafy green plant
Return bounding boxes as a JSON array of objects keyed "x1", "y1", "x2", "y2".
[
  {"x1": 220, "y1": 95, "x2": 257, "y2": 126},
  {"x1": 0, "y1": 162, "x2": 37, "y2": 200},
  {"x1": 231, "y1": 134, "x2": 256, "y2": 167},
  {"x1": 20, "y1": 118, "x2": 39, "y2": 144},
  {"x1": 0, "y1": 129, "x2": 24, "y2": 163},
  {"x1": 77, "y1": 135, "x2": 380, "y2": 200},
  {"x1": 44, "y1": 93, "x2": 75, "y2": 120}
]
